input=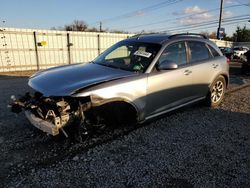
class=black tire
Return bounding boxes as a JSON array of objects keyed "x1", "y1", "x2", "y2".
[{"x1": 205, "y1": 76, "x2": 226, "y2": 107}]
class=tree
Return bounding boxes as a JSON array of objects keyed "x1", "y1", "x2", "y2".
[
  {"x1": 209, "y1": 32, "x2": 217, "y2": 39},
  {"x1": 87, "y1": 27, "x2": 99, "y2": 32},
  {"x1": 223, "y1": 33, "x2": 233, "y2": 41},
  {"x1": 107, "y1": 29, "x2": 129, "y2": 34},
  {"x1": 232, "y1": 26, "x2": 250, "y2": 42},
  {"x1": 51, "y1": 26, "x2": 64, "y2": 31},
  {"x1": 199, "y1": 31, "x2": 210, "y2": 38},
  {"x1": 55, "y1": 19, "x2": 129, "y2": 33},
  {"x1": 65, "y1": 20, "x2": 88, "y2": 31},
  {"x1": 200, "y1": 31, "x2": 232, "y2": 41},
  {"x1": 199, "y1": 31, "x2": 218, "y2": 39}
]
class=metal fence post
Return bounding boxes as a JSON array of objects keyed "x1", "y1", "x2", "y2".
[
  {"x1": 97, "y1": 34, "x2": 100, "y2": 55},
  {"x1": 66, "y1": 33, "x2": 72, "y2": 64},
  {"x1": 33, "y1": 31, "x2": 39, "y2": 70}
]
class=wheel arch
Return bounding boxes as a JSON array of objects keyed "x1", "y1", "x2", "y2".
[
  {"x1": 209, "y1": 73, "x2": 228, "y2": 88},
  {"x1": 93, "y1": 100, "x2": 139, "y2": 125},
  {"x1": 221, "y1": 74, "x2": 229, "y2": 88}
]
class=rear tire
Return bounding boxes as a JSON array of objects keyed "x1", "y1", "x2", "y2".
[{"x1": 205, "y1": 76, "x2": 226, "y2": 107}]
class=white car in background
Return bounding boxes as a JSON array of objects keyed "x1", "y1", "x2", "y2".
[{"x1": 233, "y1": 46, "x2": 249, "y2": 60}]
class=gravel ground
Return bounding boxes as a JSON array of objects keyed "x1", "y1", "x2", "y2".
[{"x1": 0, "y1": 74, "x2": 250, "y2": 188}]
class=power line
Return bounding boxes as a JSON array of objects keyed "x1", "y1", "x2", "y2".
[
  {"x1": 235, "y1": 0, "x2": 250, "y2": 7},
  {"x1": 91, "y1": 0, "x2": 183, "y2": 24},
  {"x1": 174, "y1": 19, "x2": 249, "y2": 33},
  {"x1": 166, "y1": 17, "x2": 250, "y2": 31},
  {"x1": 158, "y1": 16, "x2": 250, "y2": 33},
  {"x1": 117, "y1": 4, "x2": 249, "y2": 31},
  {"x1": 120, "y1": 7, "x2": 220, "y2": 30},
  {"x1": 148, "y1": 14, "x2": 250, "y2": 32}
]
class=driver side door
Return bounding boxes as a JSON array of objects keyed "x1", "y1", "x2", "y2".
[{"x1": 146, "y1": 41, "x2": 194, "y2": 118}]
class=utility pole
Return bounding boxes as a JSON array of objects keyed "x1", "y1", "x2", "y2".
[
  {"x1": 217, "y1": 0, "x2": 224, "y2": 39},
  {"x1": 99, "y1": 22, "x2": 102, "y2": 32}
]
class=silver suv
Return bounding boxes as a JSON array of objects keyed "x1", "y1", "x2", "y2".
[{"x1": 11, "y1": 33, "x2": 229, "y2": 138}]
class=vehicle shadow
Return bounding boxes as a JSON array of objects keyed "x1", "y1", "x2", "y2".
[{"x1": 229, "y1": 62, "x2": 242, "y2": 75}]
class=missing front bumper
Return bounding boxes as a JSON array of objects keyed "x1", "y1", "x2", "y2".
[
  {"x1": 10, "y1": 92, "x2": 92, "y2": 138},
  {"x1": 25, "y1": 111, "x2": 60, "y2": 136}
]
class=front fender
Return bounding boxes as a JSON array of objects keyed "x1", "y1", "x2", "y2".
[{"x1": 73, "y1": 75, "x2": 148, "y2": 121}]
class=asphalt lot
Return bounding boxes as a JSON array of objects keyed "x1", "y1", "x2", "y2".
[{"x1": 0, "y1": 63, "x2": 250, "y2": 187}]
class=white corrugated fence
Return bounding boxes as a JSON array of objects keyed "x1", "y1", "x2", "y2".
[
  {"x1": 0, "y1": 27, "x2": 133, "y2": 72},
  {"x1": 1, "y1": 27, "x2": 247, "y2": 72}
]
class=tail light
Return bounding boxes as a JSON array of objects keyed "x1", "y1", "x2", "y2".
[{"x1": 226, "y1": 58, "x2": 230, "y2": 64}]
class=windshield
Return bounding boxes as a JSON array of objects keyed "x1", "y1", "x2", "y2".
[{"x1": 93, "y1": 41, "x2": 161, "y2": 72}]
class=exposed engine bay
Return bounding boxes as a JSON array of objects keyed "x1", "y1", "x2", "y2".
[
  {"x1": 10, "y1": 91, "x2": 136, "y2": 139},
  {"x1": 10, "y1": 92, "x2": 94, "y2": 138}
]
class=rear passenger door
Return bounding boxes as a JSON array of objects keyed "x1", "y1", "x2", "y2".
[{"x1": 186, "y1": 41, "x2": 219, "y2": 97}]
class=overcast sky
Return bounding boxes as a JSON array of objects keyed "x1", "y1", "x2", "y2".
[{"x1": 0, "y1": 0, "x2": 250, "y2": 35}]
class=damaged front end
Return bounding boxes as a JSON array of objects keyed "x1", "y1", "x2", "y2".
[{"x1": 10, "y1": 92, "x2": 92, "y2": 137}]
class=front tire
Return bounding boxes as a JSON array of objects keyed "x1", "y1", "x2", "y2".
[{"x1": 205, "y1": 76, "x2": 226, "y2": 107}]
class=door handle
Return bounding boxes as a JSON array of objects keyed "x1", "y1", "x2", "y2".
[
  {"x1": 184, "y1": 70, "x2": 192, "y2": 75},
  {"x1": 212, "y1": 64, "x2": 218, "y2": 68}
]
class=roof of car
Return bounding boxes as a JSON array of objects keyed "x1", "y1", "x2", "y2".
[
  {"x1": 126, "y1": 33, "x2": 209, "y2": 45},
  {"x1": 126, "y1": 34, "x2": 170, "y2": 44}
]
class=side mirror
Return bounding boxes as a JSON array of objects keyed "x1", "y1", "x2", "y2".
[{"x1": 157, "y1": 60, "x2": 178, "y2": 70}]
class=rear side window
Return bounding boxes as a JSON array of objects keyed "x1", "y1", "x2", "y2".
[
  {"x1": 188, "y1": 41, "x2": 210, "y2": 63},
  {"x1": 208, "y1": 45, "x2": 220, "y2": 57}
]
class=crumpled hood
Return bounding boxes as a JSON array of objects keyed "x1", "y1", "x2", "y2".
[{"x1": 29, "y1": 63, "x2": 136, "y2": 96}]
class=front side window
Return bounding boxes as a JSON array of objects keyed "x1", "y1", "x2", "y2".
[
  {"x1": 93, "y1": 41, "x2": 161, "y2": 72},
  {"x1": 105, "y1": 46, "x2": 130, "y2": 60},
  {"x1": 188, "y1": 41, "x2": 210, "y2": 63},
  {"x1": 158, "y1": 42, "x2": 187, "y2": 66}
]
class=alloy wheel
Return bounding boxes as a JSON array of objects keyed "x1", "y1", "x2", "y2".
[{"x1": 211, "y1": 80, "x2": 224, "y2": 103}]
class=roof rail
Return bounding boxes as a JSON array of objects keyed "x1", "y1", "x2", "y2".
[
  {"x1": 169, "y1": 33, "x2": 208, "y2": 39},
  {"x1": 132, "y1": 32, "x2": 160, "y2": 39}
]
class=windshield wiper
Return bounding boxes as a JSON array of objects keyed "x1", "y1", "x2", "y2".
[
  {"x1": 96, "y1": 62, "x2": 121, "y2": 69},
  {"x1": 95, "y1": 62, "x2": 135, "y2": 72}
]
